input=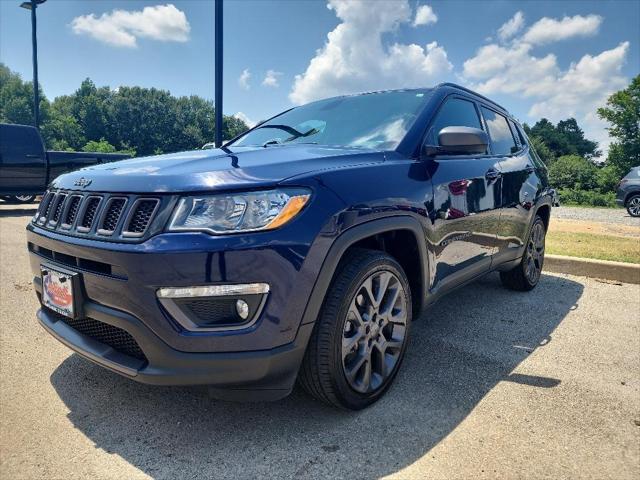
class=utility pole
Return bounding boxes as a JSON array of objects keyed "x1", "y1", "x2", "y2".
[
  {"x1": 214, "y1": 0, "x2": 223, "y2": 147},
  {"x1": 20, "y1": 0, "x2": 47, "y2": 129}
]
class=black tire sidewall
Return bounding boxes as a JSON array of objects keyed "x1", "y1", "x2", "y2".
[{"x1": 327, "y1": 255, "x2": 412, "y2": 410}]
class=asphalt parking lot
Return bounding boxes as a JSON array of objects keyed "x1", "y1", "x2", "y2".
[{"x1": 1, "y1": 203, "x2": 639, "y2": 480}]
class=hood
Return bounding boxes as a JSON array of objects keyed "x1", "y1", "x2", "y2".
[{"x1": 51, "y1": 144, "x2": 383, "y2": 193}]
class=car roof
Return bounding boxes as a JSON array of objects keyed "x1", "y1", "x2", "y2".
[{"x1": 314, "y1": 83, "x2": 510, "y2": 118}]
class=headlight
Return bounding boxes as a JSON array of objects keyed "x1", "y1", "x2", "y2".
[{"x1": 167, "y1": 188, "x2": 311, "y2": 234}]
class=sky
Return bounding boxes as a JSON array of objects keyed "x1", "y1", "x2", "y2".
[{"x1": 1, "y1": 0, "x2": 639, "y2": 154}]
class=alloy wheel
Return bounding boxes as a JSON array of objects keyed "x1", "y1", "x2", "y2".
[
  {"x1": 341, "y1": 270, "x2": 408, "y2": 394},
  {"x1": 628, "y1": 196, "x2": 640, "y2": 217},
  {"x1": 525, "y1": 221, "x2": 545, "y2": 284}
]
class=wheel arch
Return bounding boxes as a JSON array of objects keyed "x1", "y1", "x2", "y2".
[{"x1": 299, "y1": 216, "x2": 429, "y2": 329}]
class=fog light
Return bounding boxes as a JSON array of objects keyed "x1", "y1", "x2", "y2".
[{"x1": 236, "y1": 299, "x2": 249, "y2": 320}]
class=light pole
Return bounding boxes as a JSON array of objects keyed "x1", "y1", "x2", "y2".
[
  {"x1": 214, "y1": 0, "x2": 223, "y2": 147},
  {"x1": 19, "y1": 0, "x2": 46, "y2": 129}
]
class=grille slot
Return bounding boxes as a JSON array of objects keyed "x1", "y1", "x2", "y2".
[
  {"x1": 48, "y1": 194, "x2": 67, "y2": 226},
  {"x1": 38, "y1": 192, "x2": 55, "y2": 224},
  {"x1": 78, "y1": 197, "x2": 102, "y2": 232},
  {"x1": 123, "y1": 199, "x2": 159, "y2": 236},
  {"x1": 98, "y1": 198, "x2": 127, "y2": 235},
  {"x1": 44, "y1": 307, "x2": 146, "y2": 361},
  {"x1": 62, "y1": 195, "x2": 82, "y2": 228}
]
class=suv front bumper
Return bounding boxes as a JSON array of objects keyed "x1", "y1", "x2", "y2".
[{"x1": 35, "y1": 283, "x2": 314, "y2": 400}]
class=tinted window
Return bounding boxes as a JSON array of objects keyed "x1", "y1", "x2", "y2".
[
  {"x1": 231, "y1": 90, "x2": 430, "y2": 150},
  {"x1": 481, "y1": 107, "x2": 517, "y2": 155},
  {"x1": 427, "y1": 98, "x2": 482, "y2": 145}
]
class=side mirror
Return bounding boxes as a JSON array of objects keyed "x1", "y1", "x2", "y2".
[{"x1": 424, "y1": 126, "x2": 489, "y2": 156}]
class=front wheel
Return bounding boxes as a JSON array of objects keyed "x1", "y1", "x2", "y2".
[
  {"x1": 299, "y1": 249, "x2": 412, "y2": 410},
  {"x1": 500, "y1": 215, "x2": 546, "y2": 291},
  {"x1": 626, "y1": 194, "x2": 640, "y2": 217}
]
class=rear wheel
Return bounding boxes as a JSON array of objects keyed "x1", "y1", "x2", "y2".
[
  {"x1": 299, "y1": 249, "x2": 412, "y2": 410},
  {"x1": 500, "y1": 215, "x2": 546, "y2": 291},
  {"x1": 626, "y1": 194, "x2": 640, "y2": 217},
  {"x1": 5, "y1": 195, "x2": 37, "y2": 204}
]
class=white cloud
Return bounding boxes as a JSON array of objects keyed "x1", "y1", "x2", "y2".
[
  {"x1": 522, "y1": 14, "x2": 602, "y2": 45},
  {"x1": 233, "y1": 112, "x2": 257, "y2": 128},
  {"x1": 289, "y1": 0, "x2": 451, "y2": 105},
  {"x1": 413, "y1": 5, "x2": 438, "y2": 27},
  {"x1": 238, "y1": 69, "x2": 251, "y2": 90},
  {"x1": 498, "y1": 11, "x2": 524, "y2": 42},
  {"x1": 463, "y1": 11, "x2": 629, "y2": 156},
  {"x1": 262, "y1": 70, "x2": 283, "y2": 88},
  {"x1": 71, "y1": 4, "x2": 190, "y2": 48}
]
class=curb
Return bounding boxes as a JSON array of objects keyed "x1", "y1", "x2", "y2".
[{"x1": 545, "y1": 254, "x2": 640, "y2": 284}]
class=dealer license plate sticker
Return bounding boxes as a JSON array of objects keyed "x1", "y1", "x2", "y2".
[{"x1": 41, "y1": 266, "x2": 75, "y2": 318}]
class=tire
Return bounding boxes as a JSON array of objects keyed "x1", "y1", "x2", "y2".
[
  {"x1": 7, "y1": 195, "x2": 37, "y2": 204},
  {"x1": 626, "y1": 194, "x2": 640, "y2": 217},
  {"x1": 299, "y1": 248, "x2": 412, "y2": 410},
  {"x1": 500, "y1": 215, "x2": 546, "y2": 291}
]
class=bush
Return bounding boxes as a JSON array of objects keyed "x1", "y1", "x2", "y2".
[
  {"x1": 548, "y1": 155, "x2": 598, "y2": 190},
  {"x1": 595, "y1": 164, "x2": 621, "y2": 194},
  {"x1": 557, "y1": 188, "x2": 617, "y2": 208}
]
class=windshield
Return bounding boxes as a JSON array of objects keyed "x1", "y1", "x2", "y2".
[{"x1": 230, "y1": 90, "x2": 430, "y2": 150}]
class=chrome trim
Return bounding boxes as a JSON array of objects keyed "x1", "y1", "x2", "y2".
[
  {"x1": 157, "y1": 283, "x2": 270, "y2": 299},
  {"x1": 96, "y1": 197, "x2": 128, "y2": 236}
]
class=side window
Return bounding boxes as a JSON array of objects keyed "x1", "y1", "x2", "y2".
[
  {"x1": 427, "y1": 98, "x2": 483, "y2": 145},
  {"x1": 481, "y1": 107, "x2": 517, "y2": 155}
]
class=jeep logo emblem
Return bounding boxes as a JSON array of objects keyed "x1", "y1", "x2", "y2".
[{"x1": 74, "y1": 177, "x2": 92, "y2": 188}]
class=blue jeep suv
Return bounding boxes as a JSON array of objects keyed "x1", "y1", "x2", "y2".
[{"x1": 28, "y1": 83, "x2": 553, "y2": 410}]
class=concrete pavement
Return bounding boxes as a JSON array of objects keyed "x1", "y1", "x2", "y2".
[{"x1": 1, "y1": 203, "x2": 639, "y2": 479}]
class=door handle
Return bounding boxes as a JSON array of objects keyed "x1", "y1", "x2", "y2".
[{"x1": 485, "y1": 168, "x2": 502, "y2": 181}]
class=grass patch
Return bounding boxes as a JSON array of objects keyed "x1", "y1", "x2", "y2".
[{"x1": 546, "y1": 231, "x2": 640, "y2": 264}]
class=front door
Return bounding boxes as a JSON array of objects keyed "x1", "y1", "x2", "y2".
[{"x1": 425, "y1": 96, "x2": 502, "y2": 294}]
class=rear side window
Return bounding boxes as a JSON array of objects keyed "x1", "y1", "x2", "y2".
[
  {"x1": 481, "y1": 107, "x2": 517, "y2": 155},
  {"x1": 427, "y1": 98, "x2": 483, "y2": 145}
]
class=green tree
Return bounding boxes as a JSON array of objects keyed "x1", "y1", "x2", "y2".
[
  {"x1": 525, "y1": 117, "x2": 599, "y2": 159},
  {"x1": 597, "y1": 75, "x2": 640, "y2": 176},
  {"x1": 0, "y1": 63, "x2": 50, "y2": 127},
  {"x1": 82, "y1": 138, "x2": 116, "y2": 153},
  {"x1": 548, "y1": 155, "x2": 598, "y2": 190},
  {"x1": 528, "y1": 135, "x2": 556, "y2": 165}
]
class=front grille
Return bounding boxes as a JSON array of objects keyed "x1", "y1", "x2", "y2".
[
  {"x1": 34, "y1": 189, "x2": 164, "y2": 242},
  {"x1": 45, "y1": 307, "x2": 147, "y2": 361}
]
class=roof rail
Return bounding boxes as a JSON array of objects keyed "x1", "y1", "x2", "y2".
[{"x1": 435, "y1": 82, "x2": 508, "y2": 113}]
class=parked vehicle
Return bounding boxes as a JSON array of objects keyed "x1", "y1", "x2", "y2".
[
  {"x1": 616, "y1": 166, "x2": 640, "y2": 217},
  {"x1": 27, "y1": 83, "x2": 553, "y2": 410},
  {"x1": 0, "y1": 124, "x2": 130, "y2": 203}
]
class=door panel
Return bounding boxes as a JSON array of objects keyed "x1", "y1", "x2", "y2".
[
  {"x1": 492, "y1": 122, "x2": 544, "y2": 264},
  {"x1": 429, "y1": 156, "x2": 502, "y2": 292},
  {"x1": 423, "y1": 96, "x2": 503, "y2": 293}
]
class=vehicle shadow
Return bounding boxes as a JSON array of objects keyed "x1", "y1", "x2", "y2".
[
  {"x1": 0, "y1": 207, "x2": 38, "y2": 217},
  {"x1": 50, "y1": 272, "x2": 583, "y2": 479}
]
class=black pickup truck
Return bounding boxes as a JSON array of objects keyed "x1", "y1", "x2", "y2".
[{"x1": 0, "y1": 124, "x2": 130, "y2": 203}]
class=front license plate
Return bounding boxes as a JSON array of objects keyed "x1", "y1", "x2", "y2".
[{"x1": 41, "y1": 265, "x2": 76, "y2": 318}]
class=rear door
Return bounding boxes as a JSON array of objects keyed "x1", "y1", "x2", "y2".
[
  {"x1": 426, "y1": 96, "x2": 503, "y2": 293},
  {"x1": 0, "y1": 124, "x2": 47, "y2": 193},
  {"x1": 479, "y1": 107, "x2": 542, "y2": 266}
]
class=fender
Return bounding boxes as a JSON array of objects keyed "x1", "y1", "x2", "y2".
[{"x1": 298, "y1": 215, "x2": 430, "y2": 330}]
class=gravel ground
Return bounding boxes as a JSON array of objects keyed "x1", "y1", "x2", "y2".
[
  {"x1": 1, "y1": 204, "x2": 639, "y2": 480},
  {"x1": 552, "y1": 205, "x2": 640, "y2": 226}
]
